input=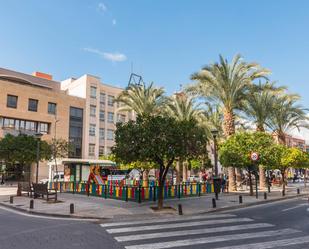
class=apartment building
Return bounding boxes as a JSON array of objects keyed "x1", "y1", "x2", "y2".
[
  {"x1": 0, "y1": 68, "x2": 85, "y2": 181},
  {"x1": 61, "y1": 74, "x2": 133, "y2": 159}
]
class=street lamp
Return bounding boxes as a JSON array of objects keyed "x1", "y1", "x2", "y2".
[
  {"x1": 211, "y1": 129, "x2": 219, "y2": 177},
  {"x1": 35, "y1": 132, "x2": 43, "y2": 183}
]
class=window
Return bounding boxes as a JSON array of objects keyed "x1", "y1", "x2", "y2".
[
  {"x1": 90, "y1": 86, "x2": 97, "y2": 99},
  {"x1": 25, "y1": 121, "x2": 36, "y2": 131},
  {"x1": 48, "y1": 102, "x2": 57, "y2": 115},
  {"x1": 106, "y1": 147, "x2": 112, "y2": 155},
  {"x1": 99, "y1": 128, "x2": 105, "y2": 140},
  {"x1": 69, "y1": 107, "x2": 83, "y2": 158},
  {"x1": 100, "y1": 92, "x2": 106, "y2": 104},
  {"x1": 89, "y1": 124, "x2": 96, "y2": 136},
  {"x1": 99, "y1": 146, "x2": 105, "y2": 156},
  {"x1": 28, "y1": 99, "x2": 38, "y2": 112},
  {"x1": 108, "y1": 112, "x2": 114, "y2": 123},
  {"x1": 117, "y1": 114, "x2": 126, "y2": 123},
  {"x1": 7, "y1": 95, "x2": 18, "y2": 108},
  {"x1": 107, "y1": 129, "x2": 114, "y2": 140},
  {"x1": 99, "y1": 110, "x2": 105, "y2": 121},
  {"x1": 39, "y1": 123, "x2": 49, "y2": 134},
  {"x1": 108, "y1": 95, "x2": 114, "y2": 107},
  {"x1": 89, "y1": 144, "x2": 95, "y2": 156},
  {"x1": 90, "y1": 105, "x2": 96, "y2": 117}
]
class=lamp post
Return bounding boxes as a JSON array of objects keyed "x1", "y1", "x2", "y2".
[
  {"x1": 211, "y1": 129, "x2": 220, "y2": 200},
  {"x1": 35, "y1": 133, "x2": 43, "y2": 183},
  {"x1": 211, "y1": 129, "x2": 219, "y2": 177}
]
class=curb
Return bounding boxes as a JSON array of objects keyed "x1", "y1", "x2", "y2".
[
  {"x1": 0, "y1": 193, "x2": 307, "y2": 220},
  {"x1": 196, "y1": 193, "x2": 308, "y2": 214},
  {"x1": 0, "y1": 202, "x2": 106, "y2": 220}
]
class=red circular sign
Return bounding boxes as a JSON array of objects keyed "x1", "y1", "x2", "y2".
[{"x1": 250, "y1": 152, "x2": 259, "y2": 161}]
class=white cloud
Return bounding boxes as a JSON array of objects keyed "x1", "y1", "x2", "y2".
[
  {"x1": 112, "y1": 19, "x2": 117, "y2": 25},
  {"x1": 103, "y1": 52, "x2": 127, "y2": 62},
  {"x1": 83, "y1": 47, "x2": 127, "y2": 62},
  {"x1": 98, "y1": 2, "x2": 107, "y2": 12}
]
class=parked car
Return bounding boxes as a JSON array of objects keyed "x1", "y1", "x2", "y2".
[{"x1": 39, "y1": 172, "x2": 64, "y2": 184}]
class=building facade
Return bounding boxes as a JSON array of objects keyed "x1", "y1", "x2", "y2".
[
  {"x1": 61, "y1": 74, "x2": 134, "y2": 159},
  {"x1": 0, "y1": 68, "x2": 85, "y2": 181}
]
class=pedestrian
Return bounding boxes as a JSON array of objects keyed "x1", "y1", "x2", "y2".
[{"x1": 221, "y1": 175, "x2": 226, "y2": 193}]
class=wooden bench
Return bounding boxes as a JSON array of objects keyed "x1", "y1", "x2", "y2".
[
  {"x1": 33, "y1": 183, "x2": 57, "y2": 202},
  {"x1": 18, "y1": 182, "x2": 33, "y2": 197}
]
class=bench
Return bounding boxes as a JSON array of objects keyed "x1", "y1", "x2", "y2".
[
  {"x1": 33, "y1": 183, "x2": 57, "y2": 202},
  {"x1": 18, "y1": 182, "x2": 33, "y2": 197}
]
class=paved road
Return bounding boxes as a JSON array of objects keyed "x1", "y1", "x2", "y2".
[{"x1": 2, "y1": 197, "x2": 309, "y2": 249}]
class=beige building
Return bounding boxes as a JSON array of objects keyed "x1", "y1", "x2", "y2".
[
  {"x1": 0, "y1": 68, "x2": 85, "y2": 181},
  {"x1": 61, "y1": 74, "x2": 134, "y2": 159}
]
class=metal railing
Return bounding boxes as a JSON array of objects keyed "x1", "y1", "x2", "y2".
[{"x1": 49, "y1": 181, "x2": 214, "y2": 203}]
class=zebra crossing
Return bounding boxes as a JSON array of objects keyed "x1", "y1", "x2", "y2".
[{"x1": 100, "y1": 213, "x2": 309, "y2": 249}]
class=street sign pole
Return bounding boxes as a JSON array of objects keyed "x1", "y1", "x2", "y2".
[{"x1": 250, "y1": 152, "x2": 259, "y2": 199}]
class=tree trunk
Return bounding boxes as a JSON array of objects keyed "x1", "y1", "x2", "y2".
[
  {"x1": 142, "y1": 169, "x2": 149, "y2": 187},
  {"x1": 259, "y1": 165, "x2": 266, "y2": 190},
  {"x1": 282, "y1": 170, "x2": 286, "y2": 194},
  {"x1": 157, "y1": 182, "x2": 164, "y2": 209},
  {"x1": 175, "y1": 160, "x2": 182, "y2": 184},
  {"x1": 248, "y1": 170, "x2": 253, "y2": 196},
  {"x1": 277, "y1": 131, "x2": 286, "y2": 145},
  {"x1": 228, "y1": 167, "x2": 236, "y2": 191},
  {"x1": 304, "y1": 169, "x2": 307, "y2": 188},
  {"x1": 235, "y1": 168, "x2": 242, "y2": 186},
  {"x1": 223, "y1": 108, "x2": 236, "y2": 191},
  {"x1": 183, "y1": 161, "x2": 188, "y2": 183}
]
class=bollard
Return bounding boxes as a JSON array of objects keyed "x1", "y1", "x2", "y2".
[
  {"x1": 239, "y1": 195, "x2": 243, "y2": 204},
  {"x1": 9, "y1": 196, "x2": 13, "y2": 204},
  {"x1": 282, "y1": 190, "x2": 285, "y2": 196},
  {"x1": 125, "y1": 186, "x2": 128, "y2": 202},
  {"x1": 212, "y1": 198, "x2": 216, "y2": 208},
  {"x1": 297, "y1": 188, "x2": 300, "y2": 195},
  {"x1": 70, "y1": 203, "x2": 74, "y2": 214},
  {"x1": 264, "y1": 192, "x2": 267, "y2": 200},
  {"x1": 153, "y1": 186, "x2": 156, "y2": 202},
  {"x1": 178, "y1": 204, "x2": 183, "y2": 215},
  {"x1": 30, "y1": 199, "x2": 34, "y2": 209}
]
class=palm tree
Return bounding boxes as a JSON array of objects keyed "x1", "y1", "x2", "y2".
[
  {"x1": 163, "y1": 93, "x2": 203, "y2": 183},
  {"x1": 187, "y1": 54, "x2": 270, "y2": 191},
  {"x1": 266, "y1": 93, "x2": 309, "y2": 144},
  {"x1": 244, "y1": 81, "x2": 286, "y2": 189},
  {"x1": 116, "y1": 82, "x2": 166, "y2": 116}
]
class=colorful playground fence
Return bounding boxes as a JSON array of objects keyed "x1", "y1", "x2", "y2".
[{"x1": 49, "y1": 181, "x2": 214, "y2": 203}]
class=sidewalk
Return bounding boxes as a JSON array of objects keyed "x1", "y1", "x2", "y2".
[{"x1": 0, "y1": 184, "x2": 308, "y2": 220}]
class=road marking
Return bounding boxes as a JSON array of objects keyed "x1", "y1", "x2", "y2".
[
  {"x1": 115, "y1": 223, "x2": 274, "y2": 242},
  {"x1": 106, "y1": 218, "x2": 253, "y2": 234},
  {"x1": 100, "y1": 213, "x2": 236, "y2": 227},
  {"x1": 282, "y1": 203, "x2": 307, "y2": 212},
  {"x1": 215, "y1": 235, "x2": 309, "y2": 249},
  {"x1": 125, "y1": 228, "x2": 299, "y2": 249}
]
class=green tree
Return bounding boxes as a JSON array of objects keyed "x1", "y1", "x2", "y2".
[
  {"x1": 0, "y1": 134, "x2": 51, "y2": 181},
  {"x1": 115, "y1": 82, "x2": 166, "y2": 116},
  {"x1": 163, "y1": 93, "x2": 204, "y2": 183},
  {"x1": 188, "y1": 54, "x2": 270, "y2": 191},
  {"x1": 266, "y1": 145, "x2": 309, "y2": 193},
  {"x1": 112, "y1": 115, "x2": 207, "y2": 209},
  {"x1": 219, "y1": 132, "x2": 275, "y2": 195}
]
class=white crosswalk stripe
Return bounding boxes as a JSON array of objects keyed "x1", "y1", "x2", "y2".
[
  {"x1": 100, "y1": 213, "x2": 236, "y2": 227},
  {"x1": 105, "y1": 218, "x2": 253, "y2": 234},
  {"x1": 100, "y1": 213, "x2": 309, "y2": 249}
]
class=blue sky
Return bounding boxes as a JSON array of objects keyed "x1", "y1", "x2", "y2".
[{"x1": 1, "y1": 0, "x2": 309, "y2": 106}]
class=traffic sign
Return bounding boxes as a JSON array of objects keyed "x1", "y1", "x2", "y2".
[{"x1": 250, "y1": 152, "x2": 259, "y2": 161}]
